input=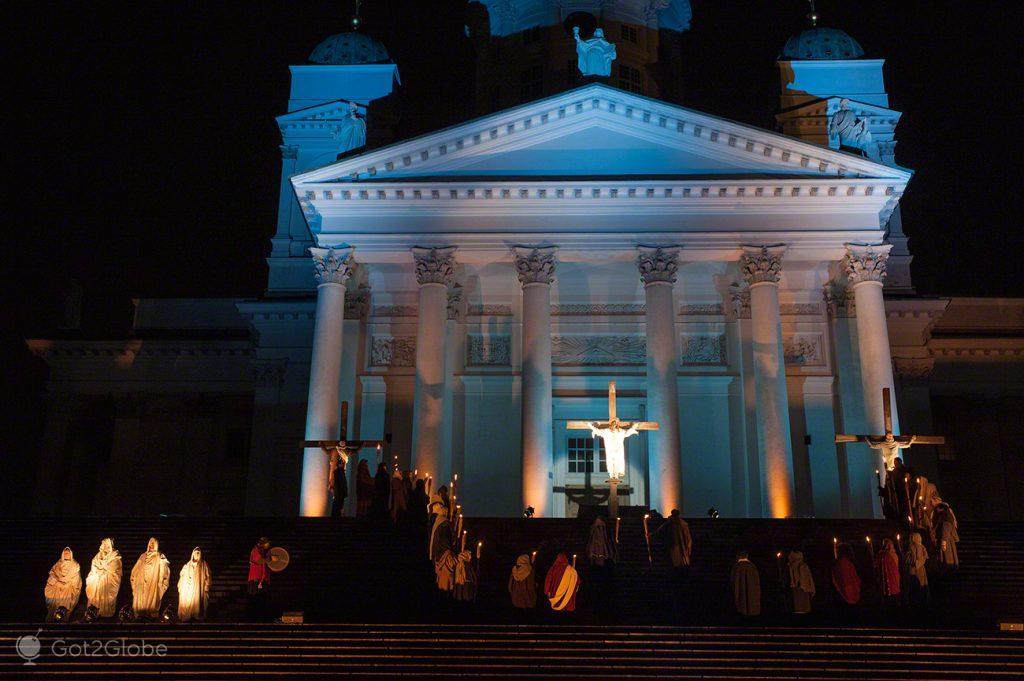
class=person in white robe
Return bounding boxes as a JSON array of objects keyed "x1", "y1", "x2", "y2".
[
  {"x1": 177, "y1": 547, "x2": 211, "y2": 622},
  {"x1": 44, "y1": 547, "x2": 82, "y2": 620},
  {"x1": 85, "y1": 537, "x2": 122, "y2": 617},
  {"x1": 131, "y1": 537, "x2": 170, "y2": 617}
]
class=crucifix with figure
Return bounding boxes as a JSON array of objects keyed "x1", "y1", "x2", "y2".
[
  {"x1": 567, "y1": 381, "x2": 659, "y2": 519},
  {"x1": 303, "y1": 402, "x2": 387, "y2": 505},
  {"x1": 835, "y1": 387, "x2": 945, "y2": 478}
]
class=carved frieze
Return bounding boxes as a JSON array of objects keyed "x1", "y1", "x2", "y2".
[
  {"x1": 372, "y1": 305, "x2": 418, "y2": 317},
  {"x1": 783, "y1": 333, "x2": 824, "y2": 366},
  {"x1": 552, "y1": 303, "x2": 644, "y2": 315},
  {"x1": 370, "y1": 336, "x2": 416, "y2": 367},
  {"x1": 679, "y1": 304, "x2": 723, "y2": 316},
  {"x1": 780, "y1": 303, "x2": 823, "y2": 316},
  {"x1": 680, "y1": 334, "x2": 727, "y2": 365},
  {"x1": 551, "y1": 335, "x2": 646, "y2": 365},
  {"x1": 468, "y1": 304, "x2": 513, "y2": 316},
  {"x1": 466, "y1": 334, "x2": 511, "y2": 366}
]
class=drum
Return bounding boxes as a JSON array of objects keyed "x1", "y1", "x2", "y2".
[{"x1": 267, "y1": 546, "x2": 290, "y2": 572}]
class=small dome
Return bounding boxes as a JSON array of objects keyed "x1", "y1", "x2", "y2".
[
  {"x1": 782, "y1": 27, "x2": 864, "y2": 60},
  {"x1": 309, "y1": 31, "x2": 390, "y2": 65}
]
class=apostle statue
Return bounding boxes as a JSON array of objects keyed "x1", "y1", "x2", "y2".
[
  {"x1": 574, "y1": 26, "x2": 617, "y2": 77},
  {"x1": 85, "y1": 537, "x2": 122, "y2": 617},
  {"x1": 336, "y1": 101, "x2": 367, "y2": 154},
  {"x1": 130, "y1": 537, "x2": 170, "y2": 618},
  {"x1": 44, "y1": 547, "x2": 82, "y2": 620},
  {"x1": 828, "y1": 99, "x2": 877, "y2": 160},
  {"x1": 177, "y1": 547, "x2": 211, "y2": 622}
]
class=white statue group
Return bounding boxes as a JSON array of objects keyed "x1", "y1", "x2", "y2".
[{"x1": 44, "y1": 537, "x2": 211, "y2": 622}]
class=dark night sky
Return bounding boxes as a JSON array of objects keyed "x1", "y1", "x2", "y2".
[{"x1": 3, "y1": 1, "x2": 1023, "y2": 341}]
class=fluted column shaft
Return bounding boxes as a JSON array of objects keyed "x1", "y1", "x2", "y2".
[
  {"x1": 516, "y1": 246, "x2": 556, "y2": 517},
  {"x1": 845, "y1": 243, "x2": 899, "y2": 482},
  {"x1": 741, "y1": 245, "x2": 796, "y2": 518},
  {"x1": 638, "y1": 247, "x2": 683, "y2": 514},
  {"x1": 411, "y1": 247, "x2": 456, "y2": 482},
  {"x1": 300, "y1": 247, "x2": 353, "y2": 517}
]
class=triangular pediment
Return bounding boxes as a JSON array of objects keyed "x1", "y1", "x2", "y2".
[{"x1": 292, "y1": 84, "x2": 909, "y2": 188}]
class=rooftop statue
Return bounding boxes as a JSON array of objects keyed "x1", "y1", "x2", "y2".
[
  {"x1": 574, "y1": 26, "x2": 616, "y2": 78},
  {"x1": 828, "y1": 99, "x2": 877, "y2": 161},
  {"x1": 336, "y1": 101, "x2": 367, "y2": 153}
]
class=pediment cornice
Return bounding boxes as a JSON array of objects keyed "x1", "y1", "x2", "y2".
[{"x1": 292, "y1": 84, "x2": 911, "y2": 190}]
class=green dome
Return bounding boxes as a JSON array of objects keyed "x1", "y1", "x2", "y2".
[
  {"x1": 782, "y1": 27, "x2": 864, "y2": 60},
  {"x1": 309, "y1": 32, "x2": 390, "y2": 65}
]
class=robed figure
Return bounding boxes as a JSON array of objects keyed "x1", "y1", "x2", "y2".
[
  {"x1": 585, "y1": 516, "x2": 617, "y2": 568},
  {"x1": 85, "y1": 538, "x2": 122, "y2": 617},
  {"x1": 544, "y1": 553, "x2": 580, "y2": 612},
  {"x1": 453, "y1": 550, "x2": 478, "y2": 602},
  {"x1": 430, "y1": 507, "x2": 456, "y2": 591},
  {"x1": 44, "y1": 547, "x2": 82, "y2": 619},
  {"x1": 573, "y1": 26, "x2": 616, "y2": 77},
  {"x1": 832, "y1": 543, "x2": 862, "y2": 609},
  {"x1": 390, "y1": 470, "x2": 408, "y2": 524},
  {"x1": 731, "y1": 552, "x2": 761, "y2": 617},
  {"x1": 177, "y1": 547, "x2": 211, "y2": 622},
  {"x1": 904, "y1": 532, "x2": 929, "y2": 607},
  {"x1": 934, "y1": 502, "x2": 960, "y2": 569},
  {"x1": 651, "y1": 510, "x2": 693, "y2": 568},
  {"x1": 875, "y1": 538, "x2": 901, "y2": 603},
  {"x1": 130, "y1": 537, "x2": 170, "y2": 617},
  {"x1": 508, "y1": 555, "x2": 537, "y2": 609},
  {"x1": 356, "y1": 460, "x2": 374, "y2": 518},
  {"x1": 787, "y1": 551, "x2": 815, "y2": 614}
]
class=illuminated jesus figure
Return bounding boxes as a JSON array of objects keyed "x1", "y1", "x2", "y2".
[{"x1": 568, "y1": 382, "x2": 659, "y2": 481}]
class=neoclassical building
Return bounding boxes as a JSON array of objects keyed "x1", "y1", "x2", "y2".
[{"x1": 27, "y1": 2, "x2": 1024, "y2": 520}]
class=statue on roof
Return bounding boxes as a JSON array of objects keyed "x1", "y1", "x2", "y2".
[
  {"x1": 335, "y1": 101, "x2": 367, "y2": 154},
  {"x1": 828, "y1": 99, "x2": 878, "y2": 161},
  {"x1": 573, "y1": 26, "x2": 616, "y2": 78}
]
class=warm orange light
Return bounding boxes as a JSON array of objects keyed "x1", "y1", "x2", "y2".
[
  {"x1": 865, "y1": 536, "x2": 871, "y2": 543},
  {"x1": 644, "y1": 513, "x2": 650, "y2": 519},
  {"x1": 454, "y1": 474, "x2": 458, "y2": 481},
  {"x1": 776, "y1": 552, "x2": 781, "y2": 559},
  {"x1": 832, "y1": 537, "x2": 837, "y2": 543}
]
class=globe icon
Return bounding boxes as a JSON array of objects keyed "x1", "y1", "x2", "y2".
[{"x1": 15, "y1": 631, "x2": 42, "y2": 665}]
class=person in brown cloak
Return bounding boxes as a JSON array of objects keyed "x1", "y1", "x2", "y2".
[
  {"x1": 508, "y1": 554, "x2": 537, "y2": 609},
  {"x1": 904, "y1": 532, "x2": 929, "y2": 608},
  {"x1": 788, "y1": 551, "x2": 815, "y2": 614},
  {"x1": 651, "y1": 509, "x2": 693, "y2": 569},
  {"x1": 731, "y1": 550, "x2": 760, "y2": 617},
  {"x1": 585, "y1": 516, "x2": 617, "y2": 568},
  {"x1": 390, "y1": 469, "x2": 408, "y2": 524},
  {"x1": 934, "y1": 502, "x2": 959, "y2": 571}
]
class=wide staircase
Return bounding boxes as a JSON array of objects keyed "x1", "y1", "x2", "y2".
[{"x1": 0, "y1": 515, "x2": 1020, "y2": 677}]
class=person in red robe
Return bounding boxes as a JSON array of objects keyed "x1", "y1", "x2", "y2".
[
  {"x1": 875, "y1": 538, "x2": 901, "y2": 609},
  {"x1": 543, "y1": 553, "x2": 580, "y2": 612},
  {"x1": 832, "y1": 543, "x2": 861, "y2": 615},
  {"x1": 247, "y1": 537, "x2": 272, "y2": 621}
]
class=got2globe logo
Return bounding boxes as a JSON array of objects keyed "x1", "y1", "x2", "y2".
[
  {"x1": 14, "y1": 631, "x2": 168, "y2": 665},
  {"x1": 15, "y1": 630, "x2": 43, "y2": 665}
]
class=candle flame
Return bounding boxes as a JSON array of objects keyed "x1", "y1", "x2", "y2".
[
  {"x1": 454, "y1": 474, "x2": 458, "y2": 481},
  {"x1": 833, "y1": 537, "x2": 837, "y2": 543},
  {"x1": 776, "y1": 552, "x2": 781, "y2": 558},
  {"x1": 866, "y1": 536, "x2": 871, "y2": 542}
]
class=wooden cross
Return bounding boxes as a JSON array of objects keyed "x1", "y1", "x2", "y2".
[
  {"x1": 834, "y1": 388, "x2": 944, "y2": 472},
  {"x1": 302, "y1": 401, "x2": 387, "y2": 459},
  {"x1": 567, "y1": 382, "x2": 658, "y2": 518},
  {"x1": 566, "y1": 382, "x2": 660, "y2": 434}
]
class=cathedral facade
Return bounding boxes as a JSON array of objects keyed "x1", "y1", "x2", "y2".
[{"x1": 27, "y1": 2, "x2": 1024, "y2": 521}]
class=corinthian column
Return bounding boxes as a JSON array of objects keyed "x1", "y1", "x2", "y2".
[
  {"x1": 740, "y1": 244, "x2": 796, "y2": 518},
  {"x1": 411, "y1": 246, "x2": 456, "y2": 482},
  {"x1": 637, "y1": 246, "x2": 683, "y2": 514},
  {"x1": 300, "y1": 246, "x2": 353, "y2": 517},
  {"x1": 844, "y1": 243, "x2": 899, "y2": 477},
  {"x1": 515, "y1": 246, "x2": 556, "y2": 517}
]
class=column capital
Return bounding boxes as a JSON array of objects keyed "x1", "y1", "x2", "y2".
[
  {"x1": 844, "y1": 242, "x2": 892, "y2": 286},
  {"x1": 739, "y1": 244, "x2": 786, "y2": 286},
  {"x1": 310, "y1": 246, "x2": 354, "y2": 286},
  {"x1": 412, "y1": 246, "x2": 457, "y2": 286},
  {"x1": 513, "y1": 245, "x2": 557, "y2": 286},
  {"x1": 637, "y1": 245, "x2": 680, "y2": 285}
]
